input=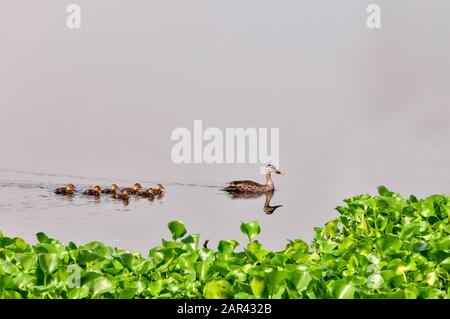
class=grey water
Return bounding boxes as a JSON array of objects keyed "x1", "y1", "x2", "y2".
[{"x1": 1, "y1": 1, "x2": 449, "y2": 253}]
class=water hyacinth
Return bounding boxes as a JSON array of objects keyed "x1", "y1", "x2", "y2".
[{"x1": 0, "y1": 187, "x2": 449, "y2": 299}]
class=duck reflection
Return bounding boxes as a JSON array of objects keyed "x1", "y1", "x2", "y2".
[
  {"x1": 225, "y1": 190, "x2": 283, "y2": 215},
  {"x1": 121, "y1": 199, "x2": 129, "y2": 207}
]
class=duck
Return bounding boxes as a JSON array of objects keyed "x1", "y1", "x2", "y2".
[
  {"x1": 223, "y1": 164, "x2": 284, "y2": 193},
  {"x1": 138, "y1": 188, "x2": 155, "y2": 200},
  {"x1": 154, "y1": 183, "x2": 165, "y2": 195},
  {"x1": 54, "y1": 184, "x2": 75, "y2": 195},
  {"x1": 145, "y1": 184, "x2": 165, "y2": 197},
  {"x1": 101, "y1": 184, "x2": 118, "y2": 194},
  {"x1": 121, "y1": 183, "x2": 142, "y2": 195},
  {"x1": 112, "y1": 189, "x2": 130, "y2": 200},
  {"x1": 83, "y1": 185, "x2": 102, "y2": 196}
]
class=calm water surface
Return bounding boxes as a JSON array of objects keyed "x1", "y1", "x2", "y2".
[{"x1": 0, "y1": 166, "x2": 315, "y2": 253}]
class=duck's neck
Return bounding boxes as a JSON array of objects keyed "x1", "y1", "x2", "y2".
[
  {"x1": 265, "y1": 173, "x2": 274, "y2": 191},
  {"x1": 264, "y1": 191, "x2": 274, "y2": 206}
]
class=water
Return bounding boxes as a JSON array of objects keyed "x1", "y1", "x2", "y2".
[
  {"x1": 0, "y1": 168, "x2": 298, "y2": 253},
  {"x1": 1, "y1": 1, "x2": 449, "y2": 253}
]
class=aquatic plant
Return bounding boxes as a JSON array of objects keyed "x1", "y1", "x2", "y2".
[{"x1": 0, "y1": 186, "x2": 449, "y2": 299}]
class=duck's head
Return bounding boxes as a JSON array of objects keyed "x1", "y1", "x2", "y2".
[
  {"x1": 264, "y1": 204, "x2": 283, "y2": 215},
  {"x1": 122, "y1": 189, "x2": 129, "y2": 196},
  {"x1": 94, "y1": 186, "x2": 101, "y2": 192},
  {"x1": 111, "y1": 184, "x2": 118, "y2": 191},
  {"x1": 156, "y1": 183, "x2": 165, "y2": 190},
  {"x1": 146, "y1": 188, "x2": 154, "y2": 194},
  {"x1": 67, "y1": 183, "x2": 76, "y2": 189},
  {"x1": 66, "y1": 185, "x2": 75, "y2": 192},
  {"x1": 133, "y1": 183, "x2": 142, "y2": 191},
  {"x1": 265, "y1": 164, "x2": 284, "y2": 175}
]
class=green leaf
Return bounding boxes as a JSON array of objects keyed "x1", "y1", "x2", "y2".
[
  {"x1": 84, "y1": 275, "x2": 115, "y2": 297},
  {"x1": 195, "y1": 249, "x2": 215, "y2": 281},
  {"x1": 399, "y1": 222, "x2": 420, "y2": 240},
  {"x1": 218, "y1": 240, "x2": 239, "y2": 255},
  {"x1": 366, "y1": 273, "x2": 384, "y2": 289},
  {"x1": 119, "y1": 288, "x2": 138, "y2": 299},
  {"x1": 289, "y1": 270, "x2": 312, "y2": 292},
  {"x1": 266, "y1": 270, "x2": 286, "y2": 296},
  {"x1": 0, "y1": 260, "x2": 19, "y2": 275},
  {"x1": 67, "y1": 286, "x2": 90, "y2": 299},
  {"x1": 167, "y1": 221, "x2": 187, "y2": 241},
  {"x1": 15, "y1": 253, "x2": 37, "y2": 272},
  {"x1": 376, "y1": 235, "x2": 403, "y2": 253},
  {"x1": 36, "y1": 232, "x2": 50, "y2": 243},
  {"x1": 148, "y1": 280, "x2": 163, "y2": 297},
  {"x1": 325, "y1": 219, "x2": 339, "y2": 237},
  {"x1": 38, "y1": 253, "x2": 58, "y2": 274},
  {"x1": 181, "y1": 234, "x2": 200, "y2": 250},
  {"x1": 240, "y1": 221, "x2": 261, "y2": 242},
  {"x1": 14, "y1": 238, "x2": 28, "y2": 251},
  {"x1": 250, "y1": 277, "x2": 265, "y2": 298},
  {"x1": 1, "y1": 290, "x2": 22, "y2": 299},
  {"x1": 331, "y1": 280, "x2": 355, "y2": 299},
  {"x1": 203, "y1": 279, "x2": 233, "y2": 299},
  {"x1": 377, "y1": 185, "x2": 393, "y2": 196}
]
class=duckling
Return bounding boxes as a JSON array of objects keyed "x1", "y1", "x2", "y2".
[
  {"x1": 83, "y1": 185, "x2": 102, "y2": 196},
  {"x1": 54, "y1": 184, "x2": 75, "y2": 195},
  {"x1": 121, "y1": 183, "x2": 142, "y2": 195},
  {"x1": 101, "y1": 184, "x2": 118, "y2": 194},
  {"x1": 138, "y1": 188, "x2": 155, "y2": 200},
  {"x1": 112, "y1": 189, "x2": 130, "y2": 200},
  {"x1": 223, "y1": 164, "x2": 284, "y2": 193},
  {"x1": 144, "y1": 184, "x2": 164, "y2": 196},
  {"x1": 153, "y1": 183, "x2": 165, "y2": 195}
]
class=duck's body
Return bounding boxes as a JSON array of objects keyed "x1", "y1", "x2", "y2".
[
  {"x1": 223, "y1": 164, "x2": 283, "y2": 193},
  {"x1": 224, "y1": 180, "x2": 272, "y2": 193},
  {"x1": 112, "y1": 189, "x2": 130, "y2": 200},
  {"x1": 102, "y1": 184, "x2": 118, "y2": 194},
  {"x1": 142, "y1": 184, "x2": 165, "y2": 196},
  {"x1": 54, "y1": 187, "x2": 70, "y2": 195},
  {"x1": 121, "y1": 183, "x2": 142, "y2": 195},
  {"x1": 153, "y1": 184, "x2": 165, "y2": 195},
  {"x1": 54, "y1": 184, "x2": 75, "y2": 195},
  {"x1": 138, "y1": 189, "x2": 155, "y2": 200},
  {"x1": 83, "y1": 186, "x2": 101, "y2": 196}
]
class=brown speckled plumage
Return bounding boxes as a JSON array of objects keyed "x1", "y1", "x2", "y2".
[{"x1": 223, "y1": 164, "x2": 283, "y2": 193}]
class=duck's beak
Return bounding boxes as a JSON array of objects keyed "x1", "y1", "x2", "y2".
[{"x1": 276, "y1": 170, "x2": 284, "y2": 175}]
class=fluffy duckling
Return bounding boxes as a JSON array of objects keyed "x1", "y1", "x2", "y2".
[
  {"x1": 101, "y1": 184, "x2": 118, "y2": 194},
  {"x1": 54, "y1": 184, "x2": 75, "y2": 195},
  {"x1": 154, "y1": 183, "x2": 165, "y2": 195},
  {"x1": 121, "y1": 183, "x2": 142, "y2": 195},
  {"x1": 112, "y1": 189, "x2": 130, "y2": 200},
  {"x1": 83, "y1": 186, "x2": 101, "y2": 196},
  {"x1": 145, "y1": 184, "x2": 165, "y2": 196},
  {"x1": 138, "y1": 188, "x2": 155, "y2": 200}
]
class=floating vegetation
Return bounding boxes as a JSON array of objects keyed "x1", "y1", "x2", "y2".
[{"x1": 1, "y1": 186, "x2": 449, "y2": 299}]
